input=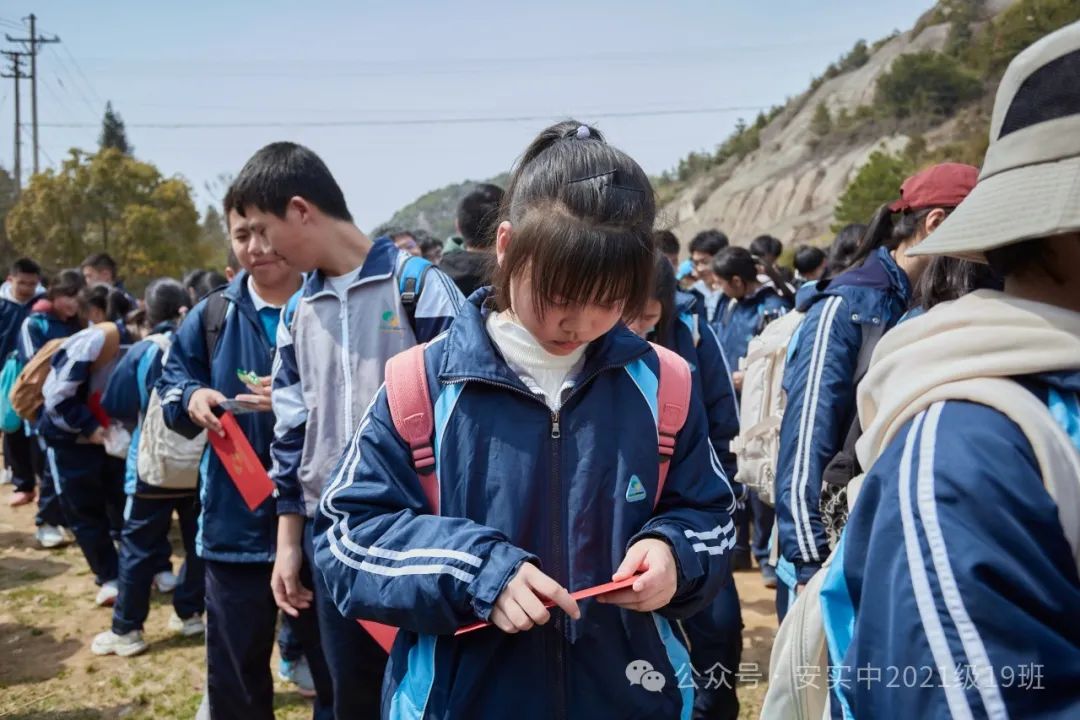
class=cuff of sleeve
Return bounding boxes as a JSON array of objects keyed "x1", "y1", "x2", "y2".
[
  {"x1": 467, "y1": 541, "x2": 536, "y2": 621},
  {"x1": 180, "y1": 383, "x2": 204, "y2": 415},
  {"x1": 276, "y1": 495, "x2": 305, "y2": 517},
  {"x1": 630, "y1": 524, "x2": 703, "y2": 587},
  {"x1": 795, "y1": 561, "x2": 823, "y2": 585}
]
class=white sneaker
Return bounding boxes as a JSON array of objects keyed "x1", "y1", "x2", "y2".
[
  {"x1": 95, "y1": 580, "x2": 119, "y2": 607},
  {"x1": 0, "y1": 467, "x2": 12, "y2": 485},
  {"x1": 91, "y1": 629, "x2": 147, "y2": 657},
  {"x1": 168, "y1": 612, "x2": 205, "y2": 637},
  {"x1": 60, "y1": 526, "x2": 75, "y2": 544},
  {"x1": 153, "y1": 570, "x2": 178, "y2": 594},
  {"x1": 36, "y1": 525, "x2": 69, "y2": 549}
]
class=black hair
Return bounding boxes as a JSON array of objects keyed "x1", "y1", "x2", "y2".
[
  {"x1": 494, "y1": 120, "x2": 656, "y2": 320},
  {"x1": 827, "y1": 223, "x2": 866, "y2": 275},
  {"x1": 712, "y1": 246, "x2": 758, "y2": 282},
  {"x1": 794, "y1": 245, "x2": 827, "y2": 275},
  {"x1": 227, "y1": 142, "x2": 352, "y2": 222},
  {"x1": 193, "y1": 271, "x2": 227, "y2": 301},
  {"x1": 10, "y1": 257, "x2": 42, "y2": 277},
  {"x1": 144, "y1": 278, "x2": 189, "y2": 327},
  {"x1": 985, "y1": 238, "x2": 1062, "y2": 283},
  {"x1": 653, "y1": 230, "x2": 680, "y2": 258},
  {"x1": 749, "y1": 234, "x2": 783, "y2": 261},
  {"x1": 914, "y1": 256, "x2": 1003, "y2": 310},
  {"x1": 648, "y1": 251, "x2": 678, "y2": 343},
  {"x1": 105, "y1": 287, "x2": 135, "y2": 321},
  {"x1": 847, "y1": 205, "x2": 942, "y2": 270},
  {"x1": 688, "y1": 229, "x2": 729, "y2": 256},
  {"x1": 47, "y1": 269, "x2": 85, "y2": 300},
  {"x1": 457, "y1": 183, "x2": 505, "y2": 250},
  {"x1": 226, "y1": 248, "x2": 240, "y2": 272},
  {"x1": 81, "y1": 252, "x2": 117, "y2": 276},
  {"x1": 78, "y1": 283, "x2": 110, "y2": 314},
  {"x1": 182, "y1": 269, "x2": 206, "y2": 292}
]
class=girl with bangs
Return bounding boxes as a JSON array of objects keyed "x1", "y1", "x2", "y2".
[{"x1": 314, "y1": 121, "x2": 735, "y2": 720}]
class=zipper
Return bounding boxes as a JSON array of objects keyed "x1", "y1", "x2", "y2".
[{"x1": 339, "y1": 298, "x2": 353, "y2": 433}]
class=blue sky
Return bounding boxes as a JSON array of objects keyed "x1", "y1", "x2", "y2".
[{"x1": 0, "y1": 1, "x2": 934, "y2": 232}]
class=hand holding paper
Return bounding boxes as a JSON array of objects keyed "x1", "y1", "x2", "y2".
[
  {"x1": 490, "y1": 563, "x2": 580, "y2": 634},
  {"x1": 206, "y1": 411, "x2": 275, "y2": 511},
  {"x1": 596, "y1": 538, "x2": 678, "y2": 612}
]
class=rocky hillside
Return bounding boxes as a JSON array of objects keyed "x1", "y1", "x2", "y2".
[{"x1": 375, "y1": 173, "x2": 509, "y2": 239}]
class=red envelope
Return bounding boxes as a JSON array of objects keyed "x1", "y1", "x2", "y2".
[
  {"x1": 207, "y1": 411, "x2": 275, "y2": 511},
  {"x1": 358, "y1": 620, "x2": 399, "y2": 653},
  {"x1": 454, "y1": 574, "x2": 642, "y2": 636}
]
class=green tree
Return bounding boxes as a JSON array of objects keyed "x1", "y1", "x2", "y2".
[
  {"x1": 99, "y1": 101, "x2": 133, "y2": 155},
  {"x1": 5, "y1": 148, "x2": 206, "y2": 288},
  {"x1": 811, "y1": 103, "x2": 833, "y2": 137},
  {"x1": 876, "y1": 51, "x2": 982, "y2": 119},
  {"x1": 198, "y1": 205, "x2": 229, "y2": 268},
  {"x1": 832, "y1": 149, "x2": 913, "y2": 231}
]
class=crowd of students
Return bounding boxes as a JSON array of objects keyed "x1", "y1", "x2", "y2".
[{"x1": 2, "y1": 20, "x2": 1079, "y2": 720}]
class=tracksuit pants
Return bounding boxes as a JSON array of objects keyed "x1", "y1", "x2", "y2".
[{"x1": 50, "y1": 442, "x2": 124, "y2": 584}]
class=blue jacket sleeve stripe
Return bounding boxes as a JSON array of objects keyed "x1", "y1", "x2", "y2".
[
  {"x1": 910, "y1": 402, "x2": 1008, "y2": 719},
  {"x1": 623, "y1": 360, "x2": 658, "y2": 424},
  {"x1": 898, "y1": 408, "x2": 978, "y2": 719},
  {"x1": 790, "y1": 295, "x2": 842, "y2": 564}
]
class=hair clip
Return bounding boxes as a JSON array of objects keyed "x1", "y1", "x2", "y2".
[{"x1": 575, "y1": 125, "x2": 591, "y2": 140}]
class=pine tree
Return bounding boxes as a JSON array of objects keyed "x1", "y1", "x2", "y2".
[{"x1": 99, "y1": 102, "x2": 133, "y2": 155}]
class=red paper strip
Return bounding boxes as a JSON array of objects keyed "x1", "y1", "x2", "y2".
[
  {"x1": 207, "y1": 411, "x2": 275, "y2": 512},
  {"x1": 454, "y1": 574, "x2": 642, "y2": 636},
  {"x1": 88, "y1": 391, "x2": 110, "y2": 428},
  {"x1": 358, "y1": 620, "x2": 399, "y2": 653}
]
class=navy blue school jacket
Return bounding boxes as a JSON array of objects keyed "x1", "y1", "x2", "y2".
[
  {"x1": 775, "y1": 247, "x2": 911, "y2": 585},
  {"x1": 711, "y1": 285, "x2": 792, "y2": 373},
  {"x1": 823, "y1": 370, "x2": 1080, "y2": 719},
  {"x1": 0, "y1": 291, "x2": 43, "y2": 360},
  {"x1": 18, "y1": 311, "x2": 84, "y2": 364},
  {"x1": 157, "y1": 272, "x2": 278, "y2": 563},
  {"x1": 313, "y1": 288, "x2": 736, "y2": 720}
]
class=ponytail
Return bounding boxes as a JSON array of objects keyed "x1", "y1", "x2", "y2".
[
  {"x1": 758, "y1": 258, "x2": 797, "y2": 305},
  {"x1": 844, "y1": 204, "x2": 936, "y2": 272}
]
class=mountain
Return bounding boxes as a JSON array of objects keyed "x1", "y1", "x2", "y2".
[{"x1": 374, "y1": 173, "x2": 509, "y2": 240}]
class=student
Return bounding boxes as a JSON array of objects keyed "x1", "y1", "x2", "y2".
[
  {"x1": 825, "y1": 223, "x2": 865, "y2": 277},
  {"x1": 440, "y1": 183, "x2": 504, "y2": 297},
  {"x1": 773, "y1": 162, "x2": 977, "y2": 617},
  {"x1": 157, "y1": 198, "x2": 329, "y2": 720},
  {"x1": 81, "y1": 252, "x2": 137, "y2": 308},
  {"x1": 225, "y1": 140, "x2": 464, "y2": 718},
  {"x1": 193, "y1": 271, "x2": 227, "y2": 302},
  {"x1": 749, "y1": 235, "x2": 783, "y2": 267},
  {"x1": 627, "y1": 253, "x2": 743, "y2": 719},
  {"x1": 313, "y1": 121, "x2": 734, "y2": 719},
  {"x1": 654, "y1": 229, "x2": 681, "y2": 268},
  {"x1": 826, "y1": 25, "x2": 1080, "y2": 715},
  {"x1": 41, "y1": 286, "x2": 136, "y2": 606},
  {"x1": 224, "y1": 248, "x2": 241, "y2": 282},
  {"x1": 19, "y1": 270, "x2": 87, "y2": 548},
  {"x1": 416, "y1": 231, "x2": 444, "y2": 265},
  {"x1": 92, "y1": 279, "x2": 205, "y2": 657},
  {"x1": 793, "y1": 245, "x2": 827, "y2": 283},
  {"x1": 688, "y1": 229, "x2": 729, "y2": 323},
  {"x1": 3, "y1": 258, "x2": 46, "y2": 507}
]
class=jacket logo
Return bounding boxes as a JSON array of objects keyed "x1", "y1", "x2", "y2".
[
  {"x1": 380, "y1": 310, "x2": 402, "y2": 333},
  {"x1": 625, "y1": 475, "x2": 647, "y2": 503}
]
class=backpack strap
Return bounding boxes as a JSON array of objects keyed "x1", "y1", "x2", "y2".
[
  {"x1": 202, "y1": 290, "x2": 230, "y2": 357},
  {"x1": 90, "y1": 322, "x2": 122, "y2": 374},
  {"x1": 384, "y1": 343, "x2": 439, "y2": 514},
  {"x1": 650, "y1": 343, "x2": 692, "y2": 509},
  {"x1": 397, "y1": 255, "x2": 433, "y2": 336}
]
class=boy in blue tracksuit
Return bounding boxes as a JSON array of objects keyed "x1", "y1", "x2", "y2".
[
  {"x1": 774, "y1": 163, "x2": 977, "y2": 616},
  {"x1": 711, "y1": 246, "x2": 793, "y2": 581},
  {"x1": 314, "y1": 121, "x2": 733, "y2": 720},
  {"x1": 226, "y1": 141, "x2": 464, "y2": 718},
  {"x1": 158, "y1": 202, "x2": 332, "y2": 720},
  {"x1": 19, "y1": 270, "x2": 89, "y2": 545},
  {"x1": 41, "y1": 287, "x2": 136, "y2": 606},
  {"x1": 91, "y1": 279, "x2": 205, "y2": 658},
  {"x1": 3, "y1": 258, "x2": 46, "y2": 508},
  {"x1": 628, "y1": 254, "x2": 744, "y2": 720}
]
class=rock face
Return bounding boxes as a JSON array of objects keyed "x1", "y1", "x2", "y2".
[{"x1": 662, "y1": 2, "x2": 1012, "y2": 247}]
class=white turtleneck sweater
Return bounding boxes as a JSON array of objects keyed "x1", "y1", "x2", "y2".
[{"x1": 485, "y1": 311, "x2": 588, "y2": 411}]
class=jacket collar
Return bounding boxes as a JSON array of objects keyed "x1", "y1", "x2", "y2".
[
  {"x1": 303, "y1": 235, "x2": 398, "y2": 299},
  {"x1": 438, "y1": 287, "x2": 652, "y2": 392},
  {"x1": 798, "y1": 247, "x2": 911, "y2": 312}
]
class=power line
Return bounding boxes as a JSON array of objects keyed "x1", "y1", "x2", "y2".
[
  {"x1": 38, "y1": 105, "x2": 769, "y2": 130},
  {"x1": 46, "y1": 45, "x2": 98, "y2": 118},
  {"x1": 57, "y1": 42, "x2": 103, "y2": 107},
  {"x1": 7, "y1": 13, "x2": 60, "y2": 174}
]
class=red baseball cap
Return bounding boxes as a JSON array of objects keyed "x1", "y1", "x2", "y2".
[{"x1": 888, "y1": 162, "x2": 978, "y2": 212}]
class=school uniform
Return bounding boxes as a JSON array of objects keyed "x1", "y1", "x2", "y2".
[
  {"x1": 159, "y1": 272, "x2": 333, "y2": 720},
  {"x1": 101, "y1": 322, "x2": 204, "y2": 635},
  {"x1": 20, "y1": 311, "x2": 86, "y2": 528},
  {"x1": 313, "y1": 287, "x2": 736, "y2": 720},
  {"x1": 1, "y1": 288, "x2": 45, "y2": 496},
  {"x1": 657, "y1": 291, "x2": 744, "y2": 720},
  {"x1": 272, "y1": 237, "x2": 464, "y2": 719},
  {"x1": 774, "y1": 247, "x2": 911, "y2": 616},
  {"x1": 40, "y1": 324, "x2": 130, "y2": 585}
]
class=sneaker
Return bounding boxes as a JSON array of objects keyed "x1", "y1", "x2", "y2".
[
  {"x1": 8, "y1": 490, "x2": 35, "y2": 507},
  {"x1": 153, "y1": 570, "x2": 178, "y2": 594},
  {"x1": 91, "y1": 629, "x2": 147, "y2": 657},
  {"x1": 36, "y1": 524, "x2": 69, "y2": 549},
  {"x1": 760, "y1": 563, "x2": 778, "y2": 589},
  {"x1": 278, "y1": 656, "x2": 317, "y2": 698},
  {"x1": 0, "y1": 467, "x2": 11, "y2": 485},
  {"x1": 95, "y1": 580, "x2": 119, "y2": 607},
  {"x1": 168, "y1": 612, "x2": 205, "y2": 637},
  {"x1": 60, "y1": 526, "x2": 75, "y2": 544}
]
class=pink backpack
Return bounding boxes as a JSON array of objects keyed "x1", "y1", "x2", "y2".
[{"x1": 359, "y1": 341, "x2": 693, "y2": 651}]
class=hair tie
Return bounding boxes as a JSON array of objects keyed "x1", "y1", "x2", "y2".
[{"x1": 575, "y1": 125, "x2": 590, "y2": 140}]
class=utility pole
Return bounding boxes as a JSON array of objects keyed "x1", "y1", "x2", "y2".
[
  {"x1": 7, "y1": 15, "x2": 60, "y2": 175},
  {"x1": 1, "y1": 51, "x2": 29, "y2": 194}
]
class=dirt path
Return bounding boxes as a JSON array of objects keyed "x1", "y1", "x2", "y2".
[{"x1": 0, "y1": 487, "x2": 776, "y2": 719}]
